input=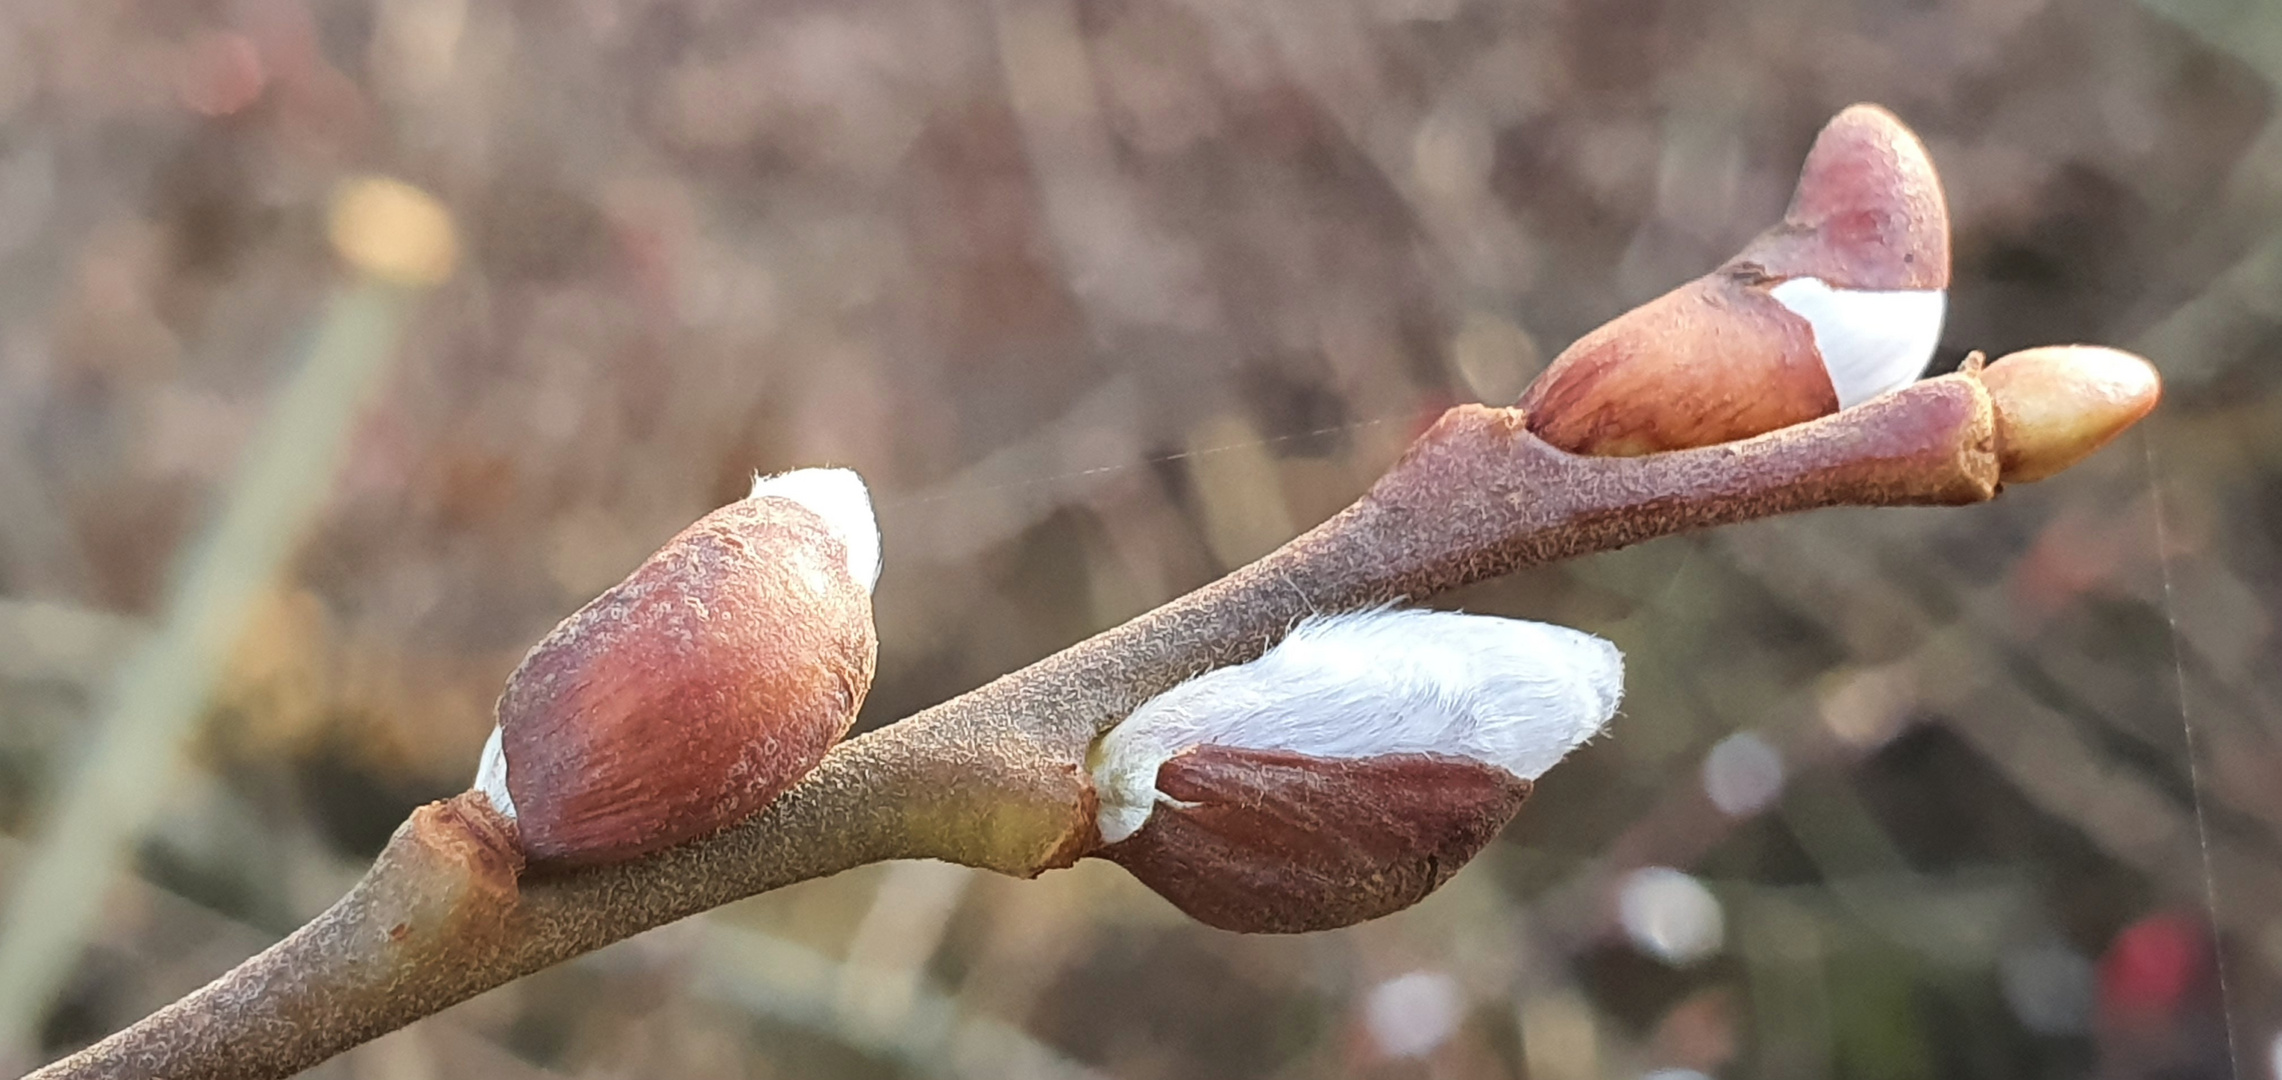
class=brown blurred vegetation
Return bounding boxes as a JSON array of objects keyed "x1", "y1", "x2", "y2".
[{"x1": 2, "y1": 0, "x2": 2281, "y2": 1076}]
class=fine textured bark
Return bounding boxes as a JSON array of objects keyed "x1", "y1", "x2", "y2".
[{"x1": 30, "y1": 373, "x2": 1999, "y2": 1080}]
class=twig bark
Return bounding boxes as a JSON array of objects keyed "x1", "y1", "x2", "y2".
[{"x1": 29, "y1": 373, "x2": 1998, "y2": 1080}]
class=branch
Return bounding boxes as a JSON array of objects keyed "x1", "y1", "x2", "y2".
[{"x1": 28, "y1": 372, "x2": 2001, "y2": 1080}]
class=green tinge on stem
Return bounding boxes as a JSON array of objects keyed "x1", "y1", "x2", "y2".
[{"x1": 0, "y1": 285, "x2": 412, "y2": 1058}]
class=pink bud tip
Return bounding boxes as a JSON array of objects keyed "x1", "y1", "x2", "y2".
[{"x1": 1738, "y1": 103, "x2": 1951, "y2": 292}]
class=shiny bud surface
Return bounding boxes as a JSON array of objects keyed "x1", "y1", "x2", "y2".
[
  {"x1": 1982, "y1": 346, "x2": 2162, "y2": 483},
  {"x1": 476, "y1": 468, "x2": 879, "y2": 868},
  {"x1": 1105, "y1": 746, "x2": 1531, "y2": 933},
  {"x1": 1091, "y1": 608, "x2": 1621, "y2": 932}
]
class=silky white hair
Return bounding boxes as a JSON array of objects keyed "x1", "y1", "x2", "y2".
[
  {"x1": 475, "y1": 725, "x2": 516, "y2": 821},
  {"x1": 1770, "y1": 278, "x2": 1946, "y2": 408},
  {"x1": 749, "y1": 467, "x2": 881, "y2": 592},
  {"x1": 1092, "y1": 608, "x2": 1624, "y2": 842}
]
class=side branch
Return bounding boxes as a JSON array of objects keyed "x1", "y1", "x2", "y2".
[{"x1": 31, "y1": 375, "x2": 1998, "y2": 1080}]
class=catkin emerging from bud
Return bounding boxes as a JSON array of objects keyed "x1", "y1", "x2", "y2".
[{"x1": 1091, "y1": 609, "x2": 1622, "y2": 932}]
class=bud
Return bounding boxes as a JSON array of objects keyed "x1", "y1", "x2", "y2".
[
  {"x1": 474, "y1": 468, "x2": 880, "y2": 867},
  {"x1": 1980, "y1": 346, "x2": 2161, "y2": 483},
  {"x1": 1091, "y1": 609, "x2": 1622, "y2": 932},
  {"x1": 1521, "y1": 104, "x2": 1950, "y2": 455}
]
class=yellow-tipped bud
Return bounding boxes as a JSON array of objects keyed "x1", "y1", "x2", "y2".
[{"x1": 1981, "y1": 346, "x2": 2161, "y2": 483}]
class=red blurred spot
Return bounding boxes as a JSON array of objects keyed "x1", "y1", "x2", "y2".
[
  {"x1": 2012, "y1": 506, "x2": 2127, "y2": 620},
  {"x1": 2097, "y1": 912, "x2": 2207, "y2": 1026},
  {"x1": 177, "y1": 31, "x2": 266, "y2": 117}
]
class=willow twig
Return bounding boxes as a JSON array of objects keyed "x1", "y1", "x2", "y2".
[{"x1": 30, "y1": 373, "x2": 1999, "y2": 1080}]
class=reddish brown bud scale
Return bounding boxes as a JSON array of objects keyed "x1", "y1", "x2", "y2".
[
  {"x1": 1518, "y1": 274, "x2": 1836, "y2": 457},
  {"x1": 1733, "y1": 103, "x2": 1950, "y2": 291},
  {"x1": 1101, "y1": 745, "x2": 1533, "y2": 934},
  {"x1": 1521, "y1": 104, "x2": 1952, "y2": 456},
  {"x1": 1086, "y1": 609, "x2": 1617, "y2": 932},
  {"x1": 495, "y1": 493, "x2": 877, "y2": 868}
]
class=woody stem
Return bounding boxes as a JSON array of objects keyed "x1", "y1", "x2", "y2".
[{"x1": 30, "y1": 374, "x2": 1998, "y2": 1080}]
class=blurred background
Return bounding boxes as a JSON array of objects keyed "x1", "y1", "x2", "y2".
[{"x1": 0, "y1": 0, "x2": 2278, "y2": 1076}]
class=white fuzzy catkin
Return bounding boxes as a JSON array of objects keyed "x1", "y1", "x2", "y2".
[
  {"x1": 475, "y1": 725, "x2": 516, "y2": 821},
  {"x1": 1769, "y1": 278, "x2": 1946, "y2": 408},
  {"x1": 1092, "y1": 608, "x2": 1624, "y2": 843},
  {"x1": 750, "y1": 467, "x2": 881, "y2": 592}
]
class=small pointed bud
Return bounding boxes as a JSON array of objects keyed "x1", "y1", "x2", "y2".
[
  {"x1": 1981, "y1": 346, "x2": 2161, "y2": 483},
  {"x1": 1521, "y1": 104, "x2": 1949, "y2": 455},
  {"x1": 474, "y1": 467, "x2": 881, "y2": 868},
  {"x1": 1091, "y1": 609, "x2": 1622, "y2": 933}
]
